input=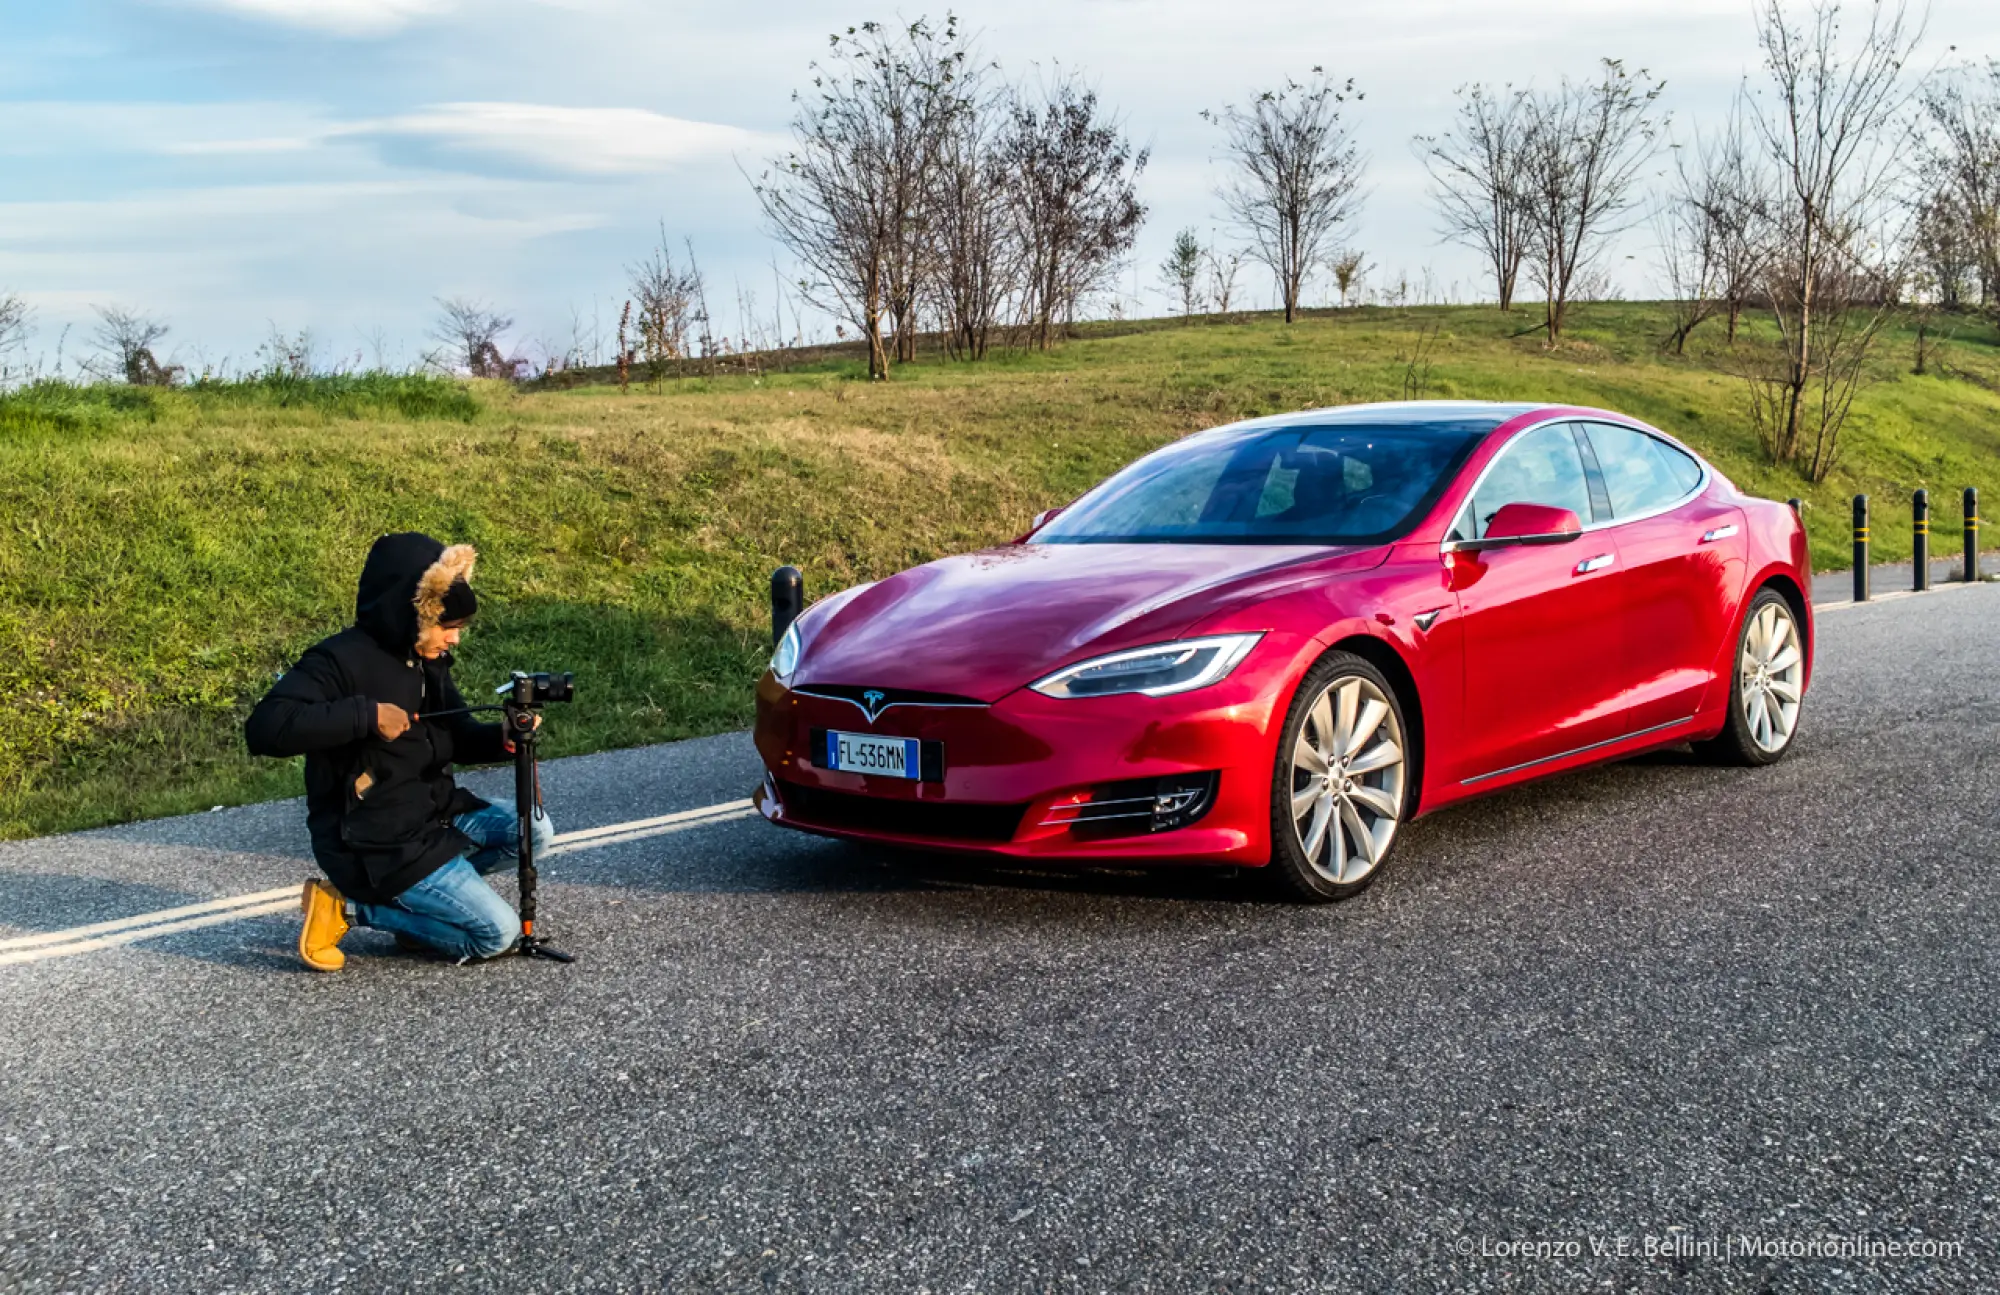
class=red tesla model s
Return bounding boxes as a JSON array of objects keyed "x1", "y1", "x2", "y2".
[{"x1": 753, "y1": 401, "x2": 1812, "y2": 901}]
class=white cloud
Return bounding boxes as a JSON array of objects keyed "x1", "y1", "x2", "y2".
[
  {"x1": 0, "y1": 101, "x2": 327, "y2": 157},
  {"x1": 0, "y1": 99, "x2": 774, "y2": 177},
  {"x1": 342, "y1": 103, "x2": 777, "y2": 177},
  {"x1": 176, "y1": 0, "x2": 626, "y2": 37},
  {"x1": 0, "y1": 178, "x2": 617, "y2": 366},
  {"x1": 182, "y1": 0, "x2": 453, "y2": 37}
]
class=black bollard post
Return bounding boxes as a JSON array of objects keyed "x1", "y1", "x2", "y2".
[
  {"x1": 771, "y1": 565, "x2": 804, "y2": 646},
  {"x1": 1968, "y1": 487, "x2": 1981, "y2": 584},
  {"x1": 1852, "y1": 495, "x2": 1869, "y2": 603},
  {"x1": 1912, "y1": 489, "x2": 1929, "y2": 592}
]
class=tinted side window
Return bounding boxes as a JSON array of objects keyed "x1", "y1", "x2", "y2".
[
  {"x1": 1466, "y1": 423, "x2": 1593, "y2": 538},
  {"x1": 1585, "y1": 423, "x2": 1703, "y2": 517}
]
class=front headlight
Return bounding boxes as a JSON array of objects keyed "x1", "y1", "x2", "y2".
[
  {"x1": 1028, "y1": 633, "x2": 1263, "y2": 700},
  {"x1": 770, "y1": 620, "x2": 803, "y2": 684}
]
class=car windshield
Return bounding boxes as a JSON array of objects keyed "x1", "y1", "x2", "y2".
[{"x1": 1033, "y1": 419, "x2": 1495, "y2": 545}]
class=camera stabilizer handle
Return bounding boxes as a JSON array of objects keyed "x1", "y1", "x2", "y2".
[{"x1": 502, "y1": 672, "x2": 574, "y2": 964}]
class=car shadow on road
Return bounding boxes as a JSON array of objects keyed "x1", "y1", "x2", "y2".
[
  {"x1": 544, "y1": 809, "x2": 1281, "y2": 907},
  {"x1": 560, "y1": 739, "x2": 1747, "y2": 907}
]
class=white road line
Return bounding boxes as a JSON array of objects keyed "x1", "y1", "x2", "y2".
[
  {"x1": 546, "y1": 807, "x2": 757, "y2": 857},
  {"x1": 0, "y1": 898, "x2": 298, "y2": 967},
  {"x1": 548, "y1": 799, "x2": 754, "y2": 846},
  {"x1": 1816, "y1": 577, "x2": 1995, "y2": 615},
  {"x1": 0, "y1": 799, "x2": 758, "y2": 967},
  {"x1": 0, "y1": 886, "x2": 300, "y2": 951}
]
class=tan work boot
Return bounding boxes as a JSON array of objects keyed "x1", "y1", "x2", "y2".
[{"x1": 299, "y1": 878, "x2": 351, "y2": 972}]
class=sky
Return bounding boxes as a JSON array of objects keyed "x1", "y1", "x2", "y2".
[{"x1": 1, "y1": 0, "x2": 1994, "y2": 375}]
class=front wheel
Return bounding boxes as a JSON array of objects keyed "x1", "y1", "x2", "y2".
[
  {"x1": 1266, "y1": 652, "x2": 1411, "y2": 903},
  {"x1": 1694, "y1": 588, "x2": 1805, "y2": 767}
]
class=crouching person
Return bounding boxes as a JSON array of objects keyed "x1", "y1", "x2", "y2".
[{"x1": 244, "y1": 532, "x2": 554, "y2": 971}]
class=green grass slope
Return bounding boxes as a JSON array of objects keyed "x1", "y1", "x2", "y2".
[{"x1": 2, "y1": 301, "x2": 1995, "y2": 838}]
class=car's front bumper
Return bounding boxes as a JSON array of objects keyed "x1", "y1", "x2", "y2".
[{"x1": 750, "y1": 642, "x2": 1310, "y2": 864}]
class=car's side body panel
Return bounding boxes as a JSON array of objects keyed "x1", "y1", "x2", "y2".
[
  {"x1": 1447, "y1": 532, "x2": 1629, "y2": 782},
  {"x1": 1612, "y1": 494, "x2": 1747, "y2": 734}
]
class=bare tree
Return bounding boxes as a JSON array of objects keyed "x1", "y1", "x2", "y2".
[
  {"x1": 927, "y1": 65, "x2": 1021, "y2": 359},
  {"x1": 1706, "y1": 104, "x2": 1778, "y2": 342},
  {"x1": 1000, "y1": 73, "x2": 1149, "y2": 349},
  {"x1": 1910, "y1": 185, "x2": 1977, "y2": 312},
  {"x1": 1204, "y1": 242, "x2": 1244, "y2": 313},
  {"x1": 1655, "y1": 172, "x2": 1726, "y2": 355},
  {"x1": 256, "y1": 324, "x2": 320, "y2": 378},
  {"x1": 432, "y1": 298, "x2": 516, "y2": 378},
  {"x1": 1417, "y1": 84, "x2": 1533, "y2": 310},
  {"x1": 1516, "y1": 60, "x2": 1664, "y2": 343},
  {"x1": 1328, "y1": 248, "x2": 1371, "y2": 307},
  {"x1": 755, "y1": 18, "x2": 973, "y2": 379},
  {"x1": 627, "y1": 228, "x2": 706, "y2": 384},
  {"x1": 1656, "y1": 105, "x2": 1775, "y2": 353},
  {"x1": 1744, "y1": 0, "x2": 1923, "y2": 480},
  {"x1": 1159, "y1": 227, "x2": 1204, "y2": 316},
  {"x1": 1905, "y1": 194, "x2": 1964, "y2": 373},
  {"x1": 91, "y1": 306, "x2": 178, "y2": 385},
  {"x1": 1918, "y1": 60, "x2": 2000, "y2": 310},
  {"x1": 881, "y1": 18, "x2": 974, "y2": 362},
  {"x1": 0, "y1": 293, "x2": 28, "y2": 380},
  {"x1": 1207, "y1": 70, "x2": 1367, "y2": 324}
]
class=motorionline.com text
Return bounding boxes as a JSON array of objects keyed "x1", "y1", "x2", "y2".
[{"x1": 1454, "y1": 1233, "x2": 1965, "y2": 1263}]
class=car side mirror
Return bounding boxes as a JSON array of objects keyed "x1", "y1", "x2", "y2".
[
  {"x1": 1017, "y1": 506, "x2": 1064, "y2": 543},
  {"x1": 1450, "y1": 503, "x2": 1584, "y2": 553}
]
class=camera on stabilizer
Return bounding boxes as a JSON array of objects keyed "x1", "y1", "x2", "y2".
[{"x1": 495, "y1": 670, "x2": 576, "y2": 708}]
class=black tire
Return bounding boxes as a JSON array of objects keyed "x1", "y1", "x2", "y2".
[
  {"x1": 1265, "y1": 651, "x2": 1413, "y2": 903},
  {"x1": 1693, "y1": 587, "x2": 1804, "y2": 767}
]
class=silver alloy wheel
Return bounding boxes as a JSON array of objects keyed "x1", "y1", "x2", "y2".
[
  {"x1": 1290, "y1": 676, "x2": 1406, "y2": 885},
  {"x1": 1740, "y1": 600, "x2": 1804, "y2": 753}
]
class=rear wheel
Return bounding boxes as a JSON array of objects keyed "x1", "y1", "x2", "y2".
[
  {"x1": 1266, "y1": 652, "x2": 1410, "y2": 903},
  {"x1": 1694, "y1": 588, "x2": 1804, "y2": 767}
]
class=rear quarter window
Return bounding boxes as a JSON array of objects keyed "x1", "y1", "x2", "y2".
[{"x1": 1584, "y1": 422, "x2": 1703, "y2": 518}]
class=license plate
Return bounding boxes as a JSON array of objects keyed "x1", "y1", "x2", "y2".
[{"x1": 823, "y1": 730, "x2": 921, "y2": 780}]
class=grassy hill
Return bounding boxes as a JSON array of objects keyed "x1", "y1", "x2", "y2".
[{"x1": 2, "y1": 301, "x2": 1996, "y2": 839}]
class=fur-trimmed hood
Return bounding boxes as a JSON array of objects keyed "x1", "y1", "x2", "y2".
[{"x1": 355, "y1": 532, "x2": 477, "y2": 654}]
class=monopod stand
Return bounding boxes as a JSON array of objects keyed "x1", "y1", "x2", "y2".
[{"x1": 504, "y1": 684, "x2": 574, "y2": 964}]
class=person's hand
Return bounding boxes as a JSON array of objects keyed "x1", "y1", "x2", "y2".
[
  {"x1": 503, "y1": 712, "x2": 541, "y2": 754},
  {"x1": 375, "y1": 702, "x2": 413, "y2": 741}
]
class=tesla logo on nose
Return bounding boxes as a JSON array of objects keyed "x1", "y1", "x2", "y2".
[{"x1": 860, "y1": 689, "x2": 889, "y2": 721}]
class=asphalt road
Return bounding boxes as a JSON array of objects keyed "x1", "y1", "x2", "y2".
[{"x1": 2, "y1": 577, "x2": 1996, "y2": 1293}]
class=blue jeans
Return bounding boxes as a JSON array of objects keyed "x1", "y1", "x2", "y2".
[{"x1": 352, "y1": 798, "x2": 556, "y2": 962}]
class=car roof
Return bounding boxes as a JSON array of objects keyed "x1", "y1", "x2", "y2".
[
  {"x1": 1269, "y1": 400, "x2": 1543, "y2": 423},
  {"x1": 1196, "y1": 400, "x2": 1546, "y2": 440}
]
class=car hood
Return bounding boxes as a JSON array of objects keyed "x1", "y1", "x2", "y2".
[{"x1": 795, "y1": 542, "x2": 1381, "y2": 701}]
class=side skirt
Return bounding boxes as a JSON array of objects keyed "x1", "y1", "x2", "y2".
[{"x1": 1459, "y1": 716, "x2": 1696, "y2": 788}]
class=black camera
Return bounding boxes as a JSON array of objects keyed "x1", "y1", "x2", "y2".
[{"x1": 501, "y1": 671, "x2": 575, "y2": 707}]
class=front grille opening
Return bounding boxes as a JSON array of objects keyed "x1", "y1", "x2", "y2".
[
  {"x1": 1040, "y1": 773, "x2": 1220, "y2": 840},
  {"x1": 777, "y1": 780, "x2": 1026, "y2": 843}
]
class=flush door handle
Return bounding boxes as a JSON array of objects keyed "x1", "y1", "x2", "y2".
[{"x1": 1575, "y1": 553, "x2": 1614, "y2": 574}]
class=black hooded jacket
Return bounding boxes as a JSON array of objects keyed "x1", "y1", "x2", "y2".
[{"x1": 245, "y1": 532, "x2": 507, "y2": 902}]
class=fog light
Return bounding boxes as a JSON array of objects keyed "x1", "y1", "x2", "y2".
[
  {"x1": 1148, "y1": 774, "x2": 1216, "y2": 832},
  {"x1": 1039, "y1": 772, "x2": 1220, "y2": 838}
]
